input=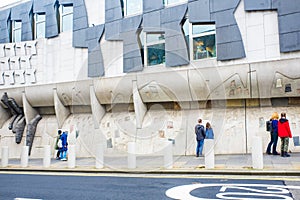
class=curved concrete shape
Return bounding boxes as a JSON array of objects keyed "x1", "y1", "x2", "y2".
[
  {"x1": 132, "y1": 80, "x2": 147, "y2": 129},
  {"x1": 25, "y1": 84, "x2": 56, "y2": 107},
  {"x1": 90, "y1": 85, "x2": 105, "y2": 129},
  {"x1": 94, "y1": 74, "x2": 136, "y2": 104},
  {"x1": 56, "y1": 80, "x2": 92, "y2": 106},
  {"x1": 137, "y1": 69, "x2": 192, "y2": 102},
  {"x1": 0, "y1": 88, "x2": 24, "y2": 107},
  {"x1": 189, "y1": 64, "x2": 251, "y2": 101},
  {"x1": 54, "y1": 89, "x2": 70, "y2": 129},
  {"x1": 26, "y1": 114, "x2": 42, "y2": 155},
  {"x1": 22, "y1": 92, "x2": 38, "y2": 124},
  {"x1": 251, "y1": 58, "x2": 300, "y2": 98}
]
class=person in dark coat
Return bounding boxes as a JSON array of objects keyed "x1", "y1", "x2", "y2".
[
  {"x1": 55, "y1": 130, "x2": 62, "y2": 159},
  {"x1": 195, "y1": 119, "x2": 205, "y2": 157},
  {"x1": 278, "y1": 112, "x2": 292, "y2": 157},
  {"x1": 266, "y1": 112, "x2": 279, "y2": 155}
]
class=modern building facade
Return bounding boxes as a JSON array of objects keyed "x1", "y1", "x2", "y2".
[{"x1": 0, "y1": 0, "x2": 299, "y2": 158}]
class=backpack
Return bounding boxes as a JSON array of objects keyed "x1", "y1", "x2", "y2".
[
  {"x1": 266, "y1": 120, "x2": 272, "y2": 132},
  {"x1": 196, "y1": 125, "x2": 205, "y2": 140},
  {"x1": 57, "y1": 139, "x2": 63, "y2": 148}
]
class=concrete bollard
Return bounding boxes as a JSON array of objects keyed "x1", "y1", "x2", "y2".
[
  {"x1": 68, "y1": 145, "x2": 76, "y2": 168},
  {"x1": 1, "y1": 146, "x2": 9, "y2": 167},
  {"x1": 128, "y1": 142, "x2": 136, "y2": 169},
  {"x1": 21, "y1": 146, "x2": 29, "y2": 168},
  {"x1": 164, "y1": 140, "x2": 173, "y2": 169},
  {"x1": 43, "y1": 145, "x2": 51, "y2": 168},
  {"x1": 252, "y1": 136, "x2": 263, "y2": 169},
  {"x1": 95, "y1": 144, "x2": 104, "y2": 169},
  {"x1": 204, "y1": 139, "x2": 215, "y2": 169}
]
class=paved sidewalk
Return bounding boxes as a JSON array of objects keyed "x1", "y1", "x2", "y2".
[{"x1": 1, "y1": 152, "x2": 300, "y2": 175}]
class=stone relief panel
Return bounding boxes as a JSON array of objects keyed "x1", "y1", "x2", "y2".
[
  {"x1": 0, "y1": 41, "x2": 37, "y2": 86},
  {"x1": 271, "y1": 72, "x2": 300, "y2": 97}
]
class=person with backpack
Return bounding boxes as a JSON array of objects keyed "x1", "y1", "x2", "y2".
[
  {"x1": 278, "y1": 112, "x2": 293, "y2": 157},
  {"x1": 55, "y1": 130, "x2": 62, "y2": 160},
  {"x1": 195, "y1": 118, "x2": 205, "y2": 157},
  {"x1": 266, "y1": 112, "x2": 280, "y2": 155}
]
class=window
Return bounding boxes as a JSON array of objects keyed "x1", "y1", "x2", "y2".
[
  {"x1": 123, "y1": 0, "x2": 142, "y2": 16},
  {"x1": 11, "y1": 20, "x2": 22, "y2": 43},
  {"x1": 60, "y1": 4, "x2": 73, "y2": 32},
  {"x1": 141, "y1": 32, "x2": 165, "y2": 66},
  {"x1": 191, "y1": 24, "x2": 216, "y2": 60},
  {"x1": 34, "y1": 13, "x2": 46, "y2": 39},
  {"x1": 164, "y1": 0, "x2": 187, "y2": 6}
]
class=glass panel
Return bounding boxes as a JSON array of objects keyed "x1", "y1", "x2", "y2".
[
  {"x1": 165, "y1": 0, "x2": 187, "y2": 5},
  {"x1": 62, "y1": 14, "x2": 73, "y2": 32},
  {"x1": 36, "y1": 22, "x2": 45, "y2": 38},
  {"x1": 36, "y1": 14, "x2": 45, "y2": 22},
  {"x1": 147, "y1": 33, "x2": 165, "y2": 43},
  {"x1": 192, "y1": 24, "x2": 215, "y2": 35},
  {"x1": 14, "y1": 29, "x2": 22, "y2": 42},
  {"x1": 62, "y1": 5, "x2": 73, "y2": 15},
  {"x1": 125, "y1": 0, "x2": 142, "y2": 16},
  {"x1": 147, "y1": 43, "x2": 165, "y2": 66},
  {"x1": 14, "y1": 21, "x2": 22, "y2": 29},
  {"x1": 182, "y1": 19, "x2": 189, "y2": 47},
  {"x1": 193, "y1": 34, "x2": 216, "y2": 60}
]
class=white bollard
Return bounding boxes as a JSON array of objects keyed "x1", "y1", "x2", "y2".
[
  {"x1": 1, "y1": 146, "x2": 9, "y2": 167},
  {"x1": 43, "y1": 145, "x2": 51, "y2": 168},
  {"x1": 128, "y1": 142, "x2": 136, "y2": 169},
  {"x1": 68, "y1": 145, "x2": 76, "y2": 168},
  {"x1": 204, "y1": 139, "x2": 215, "y2": 169},
  {"x1": 252, "y1": 136, "x2": 263, "y2": 169},
  {"x1": 164, "y1": 141, "x2": 173, "y2": 169},
  {"x1": 21, "y1": 146, "x2": 29, "y2": 168},
  {"x1": 95, "y1": 144, "x2": 104, "y2": 169}
]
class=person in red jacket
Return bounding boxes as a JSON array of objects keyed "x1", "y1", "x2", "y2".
[{"x1": 278, "y1": 112, "x2": 292, "y2": 157}]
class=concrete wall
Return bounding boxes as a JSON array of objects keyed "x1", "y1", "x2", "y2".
[
  {"x1": 0, "y1": 0, "x2": 300, "y2": 158},
  {"x1": 2, "y1": 105, "x2": 300, "y2": 158}
]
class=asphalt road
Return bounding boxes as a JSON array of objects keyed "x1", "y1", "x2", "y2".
[{"x1": 0, "y1": 173, "x2": 299, "y2": 200}]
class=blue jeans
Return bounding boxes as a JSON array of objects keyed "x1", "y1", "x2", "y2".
[
  {"x1": 196, "y1": 139, "x2": 204, "y2": 156},
  {"x1": 61, "y1": 150, "x2": 67, "y2": 159},
  {"x1": 266, "y1": 131, "x2": 278, "y2": 154}
]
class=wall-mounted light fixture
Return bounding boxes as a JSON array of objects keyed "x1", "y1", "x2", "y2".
[{"x1": 276, "y1": 78, "x2": 282, "y2": 88}]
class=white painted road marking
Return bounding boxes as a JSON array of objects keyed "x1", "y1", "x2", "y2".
[{"x1": 166, "y1": 183, "x2": 300, "y2": 200}]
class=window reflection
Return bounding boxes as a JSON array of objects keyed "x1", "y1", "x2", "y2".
[
  {"x1": 61, "y1": 4, "x2": 73, "y2": 32},
  {"x1": 146, "y1": 33, "x2": 165, "y2": 66},
  {"x1": 12, "y1": 21, "x2": 22, "y2": 42},
  {"x1": 164, "y1": 0, "x2": 187, "y2": 6},
  {"x1": 124, "y1": 0, "x2": 142, "y2": 16},
  {"x1": 192, "y1": 24, "x2": 216, "y2": 60},
  {"x1": 35, "y1": 13, "x2": 45, "y2": 39}
]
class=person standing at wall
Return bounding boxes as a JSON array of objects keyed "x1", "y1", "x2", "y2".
[
  {"x1": 60, "y1": 131, "x2": 68, "y2": 161},
  {"x1": 266, "y1": 112, "x2": 279, "y2": 155},
  {"x1": 278, "y1": 112, "x2": 292, "y2": 157},
  {"x1": 195, "y1": 119, "x2": 205, "y2": 157},
  {"x1": 205, "y1": 122, "x2": 214, "y2": 139},
  {"x1": 55, "y1": 130, "x2": 62, "y2": 160}
]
